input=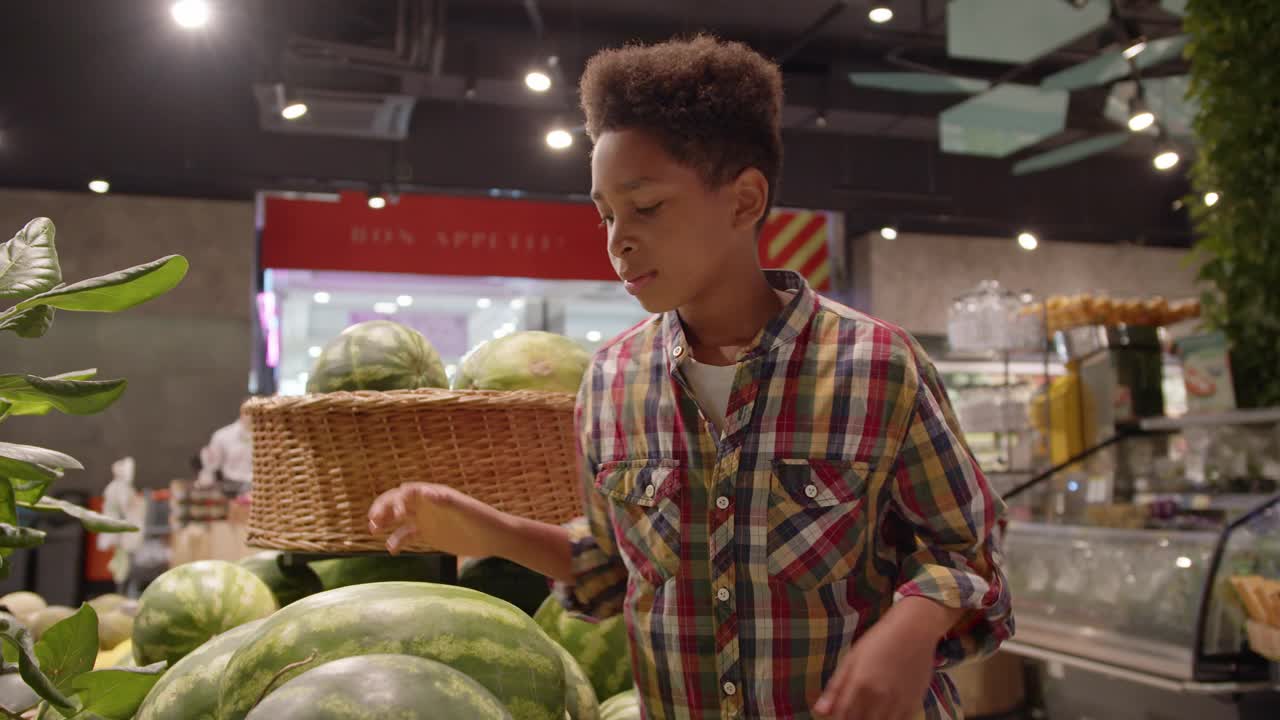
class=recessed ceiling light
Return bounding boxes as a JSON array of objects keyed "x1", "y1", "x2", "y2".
[
  {"x1": 368, "y1": 195, "x2": 387, "y2": 209},
  {"x1": 525, "y1": 71, "x2": 552, "y2": 92},
  {"x1": 88, "y1": 179, "x2": 110, "y2": 194},
  {"x1": 313, "y1": 291, "x2": 331, "y2": 304},
  {"x1": 546, "y1": 129, "x2": 573, "y2": 150},
  {"x1": 1018, "y1": 232, "x2": 1039, "y2": 251},
  {"x1": 880, "y1": 226, "x2": 898, "y2": 240},
  {"x1": 171, "y1": 0, "x2": 210, "y2": 29},
  {"x1": 281, "y1": 103, "x2": 308, "y2": 120},
  {"x1": 1204, "y1": 191, "x2": 1220, "y2": 207},
  {"x1": 868, "y1": 6, "x2": 894, "y2": 23}
]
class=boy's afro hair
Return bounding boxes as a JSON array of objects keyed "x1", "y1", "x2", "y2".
[{"x1": 580, "y1": 34, "x2": 784, "y2": 214}]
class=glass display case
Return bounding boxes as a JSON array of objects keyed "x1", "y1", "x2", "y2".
[{"x1": 1000, "y1": 410, "x2": 1280, "y2": 700}]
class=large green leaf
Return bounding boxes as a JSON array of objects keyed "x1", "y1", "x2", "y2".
[
  {"x1": 0, "y1": 375, "x2": 127, "y2": 417},
  {"x1": 68, "y1": 662, "x2": 166, "y2": 720},
  {"x1": 12, "y1": 478, "x2": 53, "y2": 506},
  {"x1": 0, "y1": 456, "x2": 58, "y2": 485},
  {"x1": 0, "y1": 443, "x2": 82, "y2": 472},
  {"x1": 0, "y1": 524, "x2": 46, "y2": 549},
  {"x1": 0, "y1": 482, "x2": 15, "y2": 561},
  {"x1": 0, "y1": 304, "x2": 55, "y2": 338},
  {"x1": 19, "y1": 498, "x2": 136, "y2": 533},
  {"x1": 0, "y1": 613, "x2": 74, "y2": 711},
  {"x1": 0, "y1": 218, "x2": 61, "y2": 302},
  {"x1": 2, "y1": 370, "x2": 101, "y2": 417},
  {"x1": 11, "y1": 255, "x2": 187, "y2": 314},
  {"x1": 33, "y1": 605, "x2": 97, "y2": 696}
]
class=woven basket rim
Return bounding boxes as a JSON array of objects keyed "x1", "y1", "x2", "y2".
[{"x1": 243, "y1": 387, "x2": 577, "y2": 414}]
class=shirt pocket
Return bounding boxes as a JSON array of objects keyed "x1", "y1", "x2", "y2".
[
  {"x1": 595, "y1": 459, "x2": 684, "y2": 587},
  {"x1": 766, "y1": 458, "x2": 871, "y2": 590}
]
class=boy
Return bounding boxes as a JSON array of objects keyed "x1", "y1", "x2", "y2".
[{"x1": 369, "y1": 35, "x2": 1012, "y2": 720}]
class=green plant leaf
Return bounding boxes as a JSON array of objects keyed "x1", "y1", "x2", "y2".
[
  {"x1": 0, "y1": 524, "x2": 45, "y2": 549},
  {"x1": 11, "y1": 255, "x2": 187, "y2": 314},
  {"x1": 33, "y1": 605, "x2": 97, "y2": 696},
  {"x1": 0, "y1": 304, "x2": 55, "y2": 338},
  {"x1": 0, "y1": 376, "x2": 127, "y2": 417},
  {"x1": 19, "y1": 498, "x2": 136, "y2": 533},
  {"x1": 0, "y1": 218, "x2": 61, "y2": 303},
  {"x1": 0, "y1": 613, "x2": 74, "y2": 711},
  {"x1": 0, "y1": 444, "x2": 81, "y2": 472},
  {"x1": 11, "y1": 478, "x2": 53, "y2": 506},
  {"x1": 68, "y1": 662, "x2": 166, "y2": 720},
  {"x1": 0, "y1": 481, "x2": 17, "y2": 562},
  {"x1": 0, "y1": 457, "x2": 57, "y2": 486}
]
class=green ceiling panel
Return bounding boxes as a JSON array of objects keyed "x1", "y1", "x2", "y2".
[
  {"x1": 848, "y1": 72, "x2": 991, "y2": 94},
  {"x1": 1013, "y1": 132, "x2": 1131, "y2": 175},
  {"x1": 1042, "y1": 34, "x2": 1190, "y2": 91},
  {"x1": 940, "y1": 84, "x2": 1069, "y2": 157},
  {"x1": 947, "y1": 0, "x2": 1111, "y2": 64}
]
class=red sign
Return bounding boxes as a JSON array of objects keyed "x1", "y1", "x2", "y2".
[{"x1": 260, "y1": 191, "x2": 616, "y2": 281}]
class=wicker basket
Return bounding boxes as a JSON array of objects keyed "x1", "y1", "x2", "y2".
[{"x1": 242, "y1": 389, "x2": 581, "y2": 554}]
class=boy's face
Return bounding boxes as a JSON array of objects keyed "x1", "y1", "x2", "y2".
[{"x1": 590, "y1": 129, "x2": 750, "y2": 314}]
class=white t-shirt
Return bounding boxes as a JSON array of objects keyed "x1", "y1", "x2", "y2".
[{"x1": 682, "y1": 359, "x2": 737, "y2": 434}]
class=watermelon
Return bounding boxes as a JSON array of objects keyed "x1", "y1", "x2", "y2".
[
  {"x1": 308, "y1": 555, "x2": 447, "y2": 591},
  {"x1": 453, "y1": 331, "x2": 590, "y2": 393},
  {"x1": 458, "y1": 556, "x2": 551, "y2": 616},
  {"x1": 599, "y1": 690, "x2": 641, "y2": 720},
  {"x1": 135, "y1": 618, "x2": 267, "y2": 720},
  {"x1": 307, "y1": 320, "x2": 448, "y2": 393},
  {"x1": 218, "y1": 582, "x2": 565, "y2": 720},
  {"x1": 535, "y1": 596, "x2": 633, "y2": 701},
  {"x1": 244, "y1": 654, "x2": 512, "y2": 720},
  {"x1": 239, "y1": 551, "x2": 323, "y2": 606},
  {"x1": 546, "y1": 633, "x2": 600, "y2": 720},
  {"x1": 133, "y1": 560, "x2": 278, "y2": 667}
]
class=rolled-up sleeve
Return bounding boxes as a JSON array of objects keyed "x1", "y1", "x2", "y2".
[
  {"x1": 553, "y1": 372, "x2": 629, "y2": 620},
  {"x1": 890, "y1": 345, "x2": 1014, "y2": 667}
]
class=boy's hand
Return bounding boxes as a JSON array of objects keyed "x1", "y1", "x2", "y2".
[
  {"x1": 367, "y1": 483, "x2": 510, "y2": 557},
  {"x1": 813, "y1": 597, "x2": 961, "y2": 720}
]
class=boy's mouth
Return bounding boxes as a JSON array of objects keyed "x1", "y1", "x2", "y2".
[{"x1": 622, "y1": 271, "x2": 658, "y2": 294}]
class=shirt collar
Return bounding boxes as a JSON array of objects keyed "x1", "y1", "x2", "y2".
[{"x1": 660, "y1": 270, "x2": 820, "y2": 368}]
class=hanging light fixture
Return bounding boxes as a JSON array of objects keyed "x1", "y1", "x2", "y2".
[
  {"x1": 1128, "y1": 95, "x2": 1155, "y2": 132},
  {"x1": 869, "y1": 4, "x2": 894, "y2": 23}
]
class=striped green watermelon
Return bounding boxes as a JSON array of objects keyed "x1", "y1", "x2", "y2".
[
  {"x1": 238, "y1": 551, "x2": 322, "y2": 607},
  {"x1": 458, "y1": 556, "x2": 551, "y2": 616},
  {"x1": 135, "y1": 618, "x2": 267, "y2": 720},
  {"x1": 453, "y1": 331, "x2": 590, "y2": 393},
  {"x1": 244, "y1": 654, "x2": 512, "y2": 720},
  {"x1": 598, "y1": 690, "x2": 641, "y2": 720},
  {"x1": 308, "y1": 555, "x2": 447, "y2": 591},
  {"x1": 307, "y1": 320, "x2": 448, "y2": 393},
  {"x1": 218, "y1": 582, "x2": 565, "y2": 720},
  {"x1": 535, "y1": 596, "x2": 633, "y2": 701},
  {"x1": 133, "y1": 561, "x2": 277, "y2": 667},
  {"x1": 545, "y1": 632, "x2": 600, "y2": 720}
]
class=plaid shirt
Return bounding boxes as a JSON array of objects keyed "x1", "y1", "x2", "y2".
[{"x1": 558, "y1": 270, "x2": 1013, "y2": 720}]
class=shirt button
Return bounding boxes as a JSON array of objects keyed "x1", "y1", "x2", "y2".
[
  {"x1": 644, "y1": 484, "x2": 656, "y2": 498},
  {"x1": 717, "y1": 587, "x2": 731, "y2": 602},
  {"x1": 723, "y1": 681, "x2": 737, "y2": 696},
  {"x1": 715, "y1": 496, "x2": 730, "y2": 510},
  {"x1": 804, "y1": 484, "x2": 819, "y2": 498},
  {"x1": 672, "y1": 346, "x2": 684, "y2": 358}
]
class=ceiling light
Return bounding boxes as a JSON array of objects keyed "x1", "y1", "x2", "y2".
[
  {"x1": 476, "y1": 297, "x2": 492, "y2": 309},
  {"x1": 525, "y1": 71, "x2": 552, "y2": 93},
  {"x1": 368, "y1": 194, "x2": 387, "y2": 209},
  {"x1": 374, "y1": 302, "x2": 398, "y2": 314},
  {"x1": 1154, "y1": 148, "x2": 1181, "y2": 171},
  {"x1": 509, "y1": 298, "x2": 526, "y2": 310},
  {"x1": 313, "y1": 291, "x2": 331, "y2": 304},
  {"x1": 1127, "y1": 95, "x2": 1155, "y2": 132},
  {"x1": 1175, "y1": 556, "x2": 1193, "y2": 569},
  {"x1": 586, "y1": 330, "x2": 603, "y2": 342},
  {"x1": 1018, "y1": 232, "x2": 1039, "y2": 251},
  {"x1": 1122, "y1": 39, "x2": 1147, "y2": 60},
  {"x1": 88, "y1": 179, "x2": 110, "y2": 194},
  {"x1": 308, "y1": 346, "x2": 322, "y2": 358},
  {"x1": 869, "y1": 6, "x2": 894, "y2": 23},
  {"x1": 396, "y1": 295, "x2": 413, "y2": 307},
  {"x1": 546, "y1": 128, "x2": 573, "y2": 150},
  {"x1": 1204, "y1": 191, "x2": 1220, "y2": 207},
  {"x1": 880, "y1": 226, "x2": 898, "y2": 240},
  {"x1": 281, "y1": 103, "x2": 308, "y2": 120},
  {"x1": 171, "y1": 0, "x2": 210, "y2": 29}
]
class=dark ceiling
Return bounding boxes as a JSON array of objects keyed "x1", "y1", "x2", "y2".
[{"x1": 0, "y1": 0, "x2": 1195, "y2": 246}]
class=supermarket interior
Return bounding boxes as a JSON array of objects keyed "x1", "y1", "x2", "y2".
[{"x1": 0, "y1": 1, "x2": 1277, "y2": 719}]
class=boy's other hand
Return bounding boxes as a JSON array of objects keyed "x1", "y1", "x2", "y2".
[
  {"x1": 367, "y1": 482, "x2": 509, "y2": 557},
  {"x1": 814, "y1": 596, "x2": 959, "y2": 720}
]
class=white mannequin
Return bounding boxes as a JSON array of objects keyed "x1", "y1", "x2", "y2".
[
  {"x1": 98, "y1": 456, "x2": 145, "y2": 586},
  {"x1": 198, "y1": 411, "x2": 253, "y2": 491}
]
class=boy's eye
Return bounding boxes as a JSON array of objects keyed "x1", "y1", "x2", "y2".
[
  {"x1": 636, "y1": 201, "x2": 664, "y2": 216},
  {"x1": 598, "y1": 216, "x2": 614, "y2": 228}
]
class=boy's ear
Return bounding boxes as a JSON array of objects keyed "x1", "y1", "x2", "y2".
[{"x1": 729, "y1": 167, "x2": 769, "y2": 232}]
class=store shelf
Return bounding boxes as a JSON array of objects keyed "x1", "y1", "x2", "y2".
[{"x1": 1140, "y1": 408, "x2": 1280, "y2": 432}]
